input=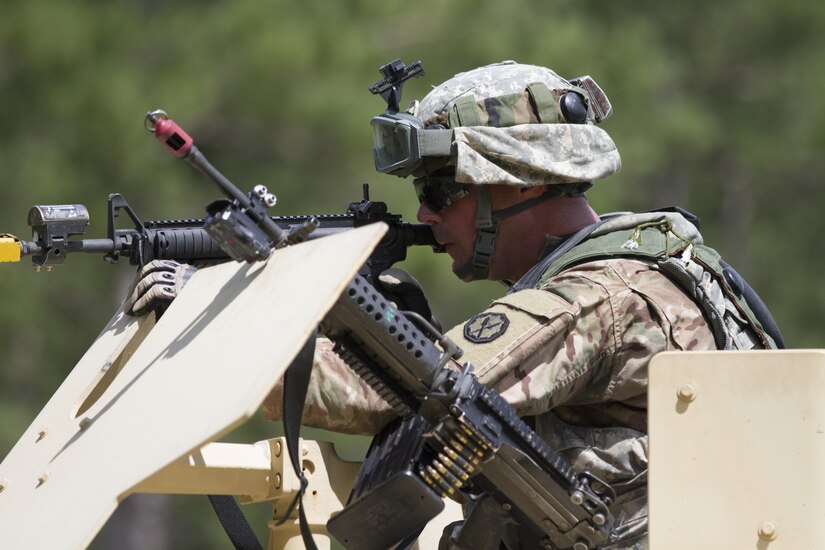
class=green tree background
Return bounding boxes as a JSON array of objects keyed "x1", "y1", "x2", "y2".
[{"x1": 1, "y1": 0, "x2": 823, "y2": 547}]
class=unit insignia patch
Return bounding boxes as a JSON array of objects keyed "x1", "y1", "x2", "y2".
[{"x1": 463, "y1": 312, "x2": 510, "y2": 344}]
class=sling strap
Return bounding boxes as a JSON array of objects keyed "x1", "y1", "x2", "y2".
[
  {"x1": 208, "y1": 495, "x2": 263, "y2": 550},
  {"x1": 274, "y1": 329, "x2": 319, "y2": 550}
]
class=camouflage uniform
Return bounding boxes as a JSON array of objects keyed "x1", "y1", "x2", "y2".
[{"x1": 264, "y1": 225, "x2": 718, "y2": 549}]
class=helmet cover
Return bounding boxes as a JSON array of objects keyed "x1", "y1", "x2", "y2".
[{"x1": 414, "y1": 61, "x2": 621, "y2": 185}]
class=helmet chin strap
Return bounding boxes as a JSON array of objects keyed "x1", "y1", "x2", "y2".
[{"x1": 455, "y1": 186, "x2": 566, "y2": 281}]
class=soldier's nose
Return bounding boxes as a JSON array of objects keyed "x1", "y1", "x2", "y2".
[{"x1": 416, "y1": 203, "x2": 442, "y2": 225}]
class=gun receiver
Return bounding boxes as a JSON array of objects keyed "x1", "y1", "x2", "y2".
[{"x1": 322, "y1": 274, "x2": 617, "y2": 550}]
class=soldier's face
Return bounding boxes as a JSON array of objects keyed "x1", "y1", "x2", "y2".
[
  {"x1": 417, "y1": 186, "x2": 479, "y2": 280},
  {"x1": 417, "y1": 184, "x2": 549, "y2": 281}
]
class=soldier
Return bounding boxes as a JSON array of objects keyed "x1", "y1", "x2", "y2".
[{"x1": 126, "y1": 61, "x2": 781, "y2": 549}]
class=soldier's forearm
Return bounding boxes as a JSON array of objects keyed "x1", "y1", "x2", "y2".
[{"x1": 261, "y1": 337, "x2": 396, "y2": 435}]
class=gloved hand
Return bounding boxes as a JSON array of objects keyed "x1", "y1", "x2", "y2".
[
  {"x1": 377, "y1": 268, "x2": 441, "y2": 332},
  {"x1": 123, "y1": 259, "x2": 197, "y2": 317}
]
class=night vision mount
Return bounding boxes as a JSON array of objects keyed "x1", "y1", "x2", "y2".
[{"x1": 369, "y1": 59, "x2": 424, "y2": 113}]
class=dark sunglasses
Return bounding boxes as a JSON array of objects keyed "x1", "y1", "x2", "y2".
[{"x1": 413, "y1": 176, "x2": 470, "y2": 212}]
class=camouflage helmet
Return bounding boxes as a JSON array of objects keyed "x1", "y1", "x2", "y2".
[
  {"x1": 409, "y1": 61, "x2": 621, "y2": 282},
  {"x1": 409, "y1": 61, "x2": 621, "y2": 188},
  {"x1": 417, "y1": 60, "x2": 607, "y2": 129}
]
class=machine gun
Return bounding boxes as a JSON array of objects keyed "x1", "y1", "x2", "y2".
[
  {"x1": 0, "y1": 109, "x2": 441, "y2": 281},
  {"x1": 320, "y1": 275, "x2": 617, "y2": 550}
]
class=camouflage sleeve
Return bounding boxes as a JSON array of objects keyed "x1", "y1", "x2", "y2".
[
  {"x1": 262, "y1": 259, "x2": 714, "y2": 451},
  {"x1": 446, "y1": 258, "x2": 714, "y2": 417},
  {"x1": 444, "y1": 269, "x2": 617, "y2": 416},
  {"x1": 262, "y1": 337, "x2": 396, "y2": 435}
]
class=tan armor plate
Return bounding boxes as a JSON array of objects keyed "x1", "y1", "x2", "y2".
[
  {"x1": 0, "y1": 223, "x2": 387, "y2": 549},
  {"x1": 649, "y1": 350, "x2": 825, "y2": 548}
]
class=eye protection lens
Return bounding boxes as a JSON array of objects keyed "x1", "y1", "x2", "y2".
[
  {"x1": 371, "y1": 113, "x2": 422, "y2": 176},
  {"x1": 413, "y1": 177, "x2": 470, "y2": 212},
  {"x1": 371, "y1": 112, "x2": 455, "y2": 177}
]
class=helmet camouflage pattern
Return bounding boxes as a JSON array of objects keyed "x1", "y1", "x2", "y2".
[
  {"x1": 412, "y1": 61, "x2": 621, "y2": 187},
  {"x1": 417, "y1": 61, "x2": 595, "y2": 127}
]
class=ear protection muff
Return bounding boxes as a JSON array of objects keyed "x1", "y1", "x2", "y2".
[{"x1": 559, "y1": 92, "x2": 589, "y2": 124}]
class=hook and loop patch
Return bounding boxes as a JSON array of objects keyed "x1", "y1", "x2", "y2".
[{"x1": 463, "y1": 312, "x2": 510, "y2": 343}]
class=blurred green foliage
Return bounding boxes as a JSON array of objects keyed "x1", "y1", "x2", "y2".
[{"x1": 1, "y1": 0, "x2": 823, "y2": 547}]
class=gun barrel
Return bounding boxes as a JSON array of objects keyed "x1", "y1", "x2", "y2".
[
  {"x1": 325, "y1": 273, "x2": 444, "y2": 395},
  {"x1": 68, "y1": 239, "x2": 117, "y2": 253}
]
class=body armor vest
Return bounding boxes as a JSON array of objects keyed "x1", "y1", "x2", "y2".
[{"x1": 511, "y1": 209, "x2": 781, "y2": 350}]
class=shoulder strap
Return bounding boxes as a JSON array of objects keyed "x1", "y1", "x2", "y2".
[
  {"x1": 508, "y1": 219, "x2": 610, "y2": 293},
  {"x1": 719, "y1": 259, "x2": 785, "y2": 348},
  {"x1": 537, "y1": 222, "x2": 674, "y2": 284}
]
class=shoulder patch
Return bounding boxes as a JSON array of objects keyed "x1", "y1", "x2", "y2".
[{"x1": 464, "y1": 312, "x2": 510, "y2": 343}]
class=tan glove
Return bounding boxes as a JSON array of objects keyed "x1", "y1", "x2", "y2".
[{"x1": 123, "y1": 259, "x2": 197, "y2": 316}]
